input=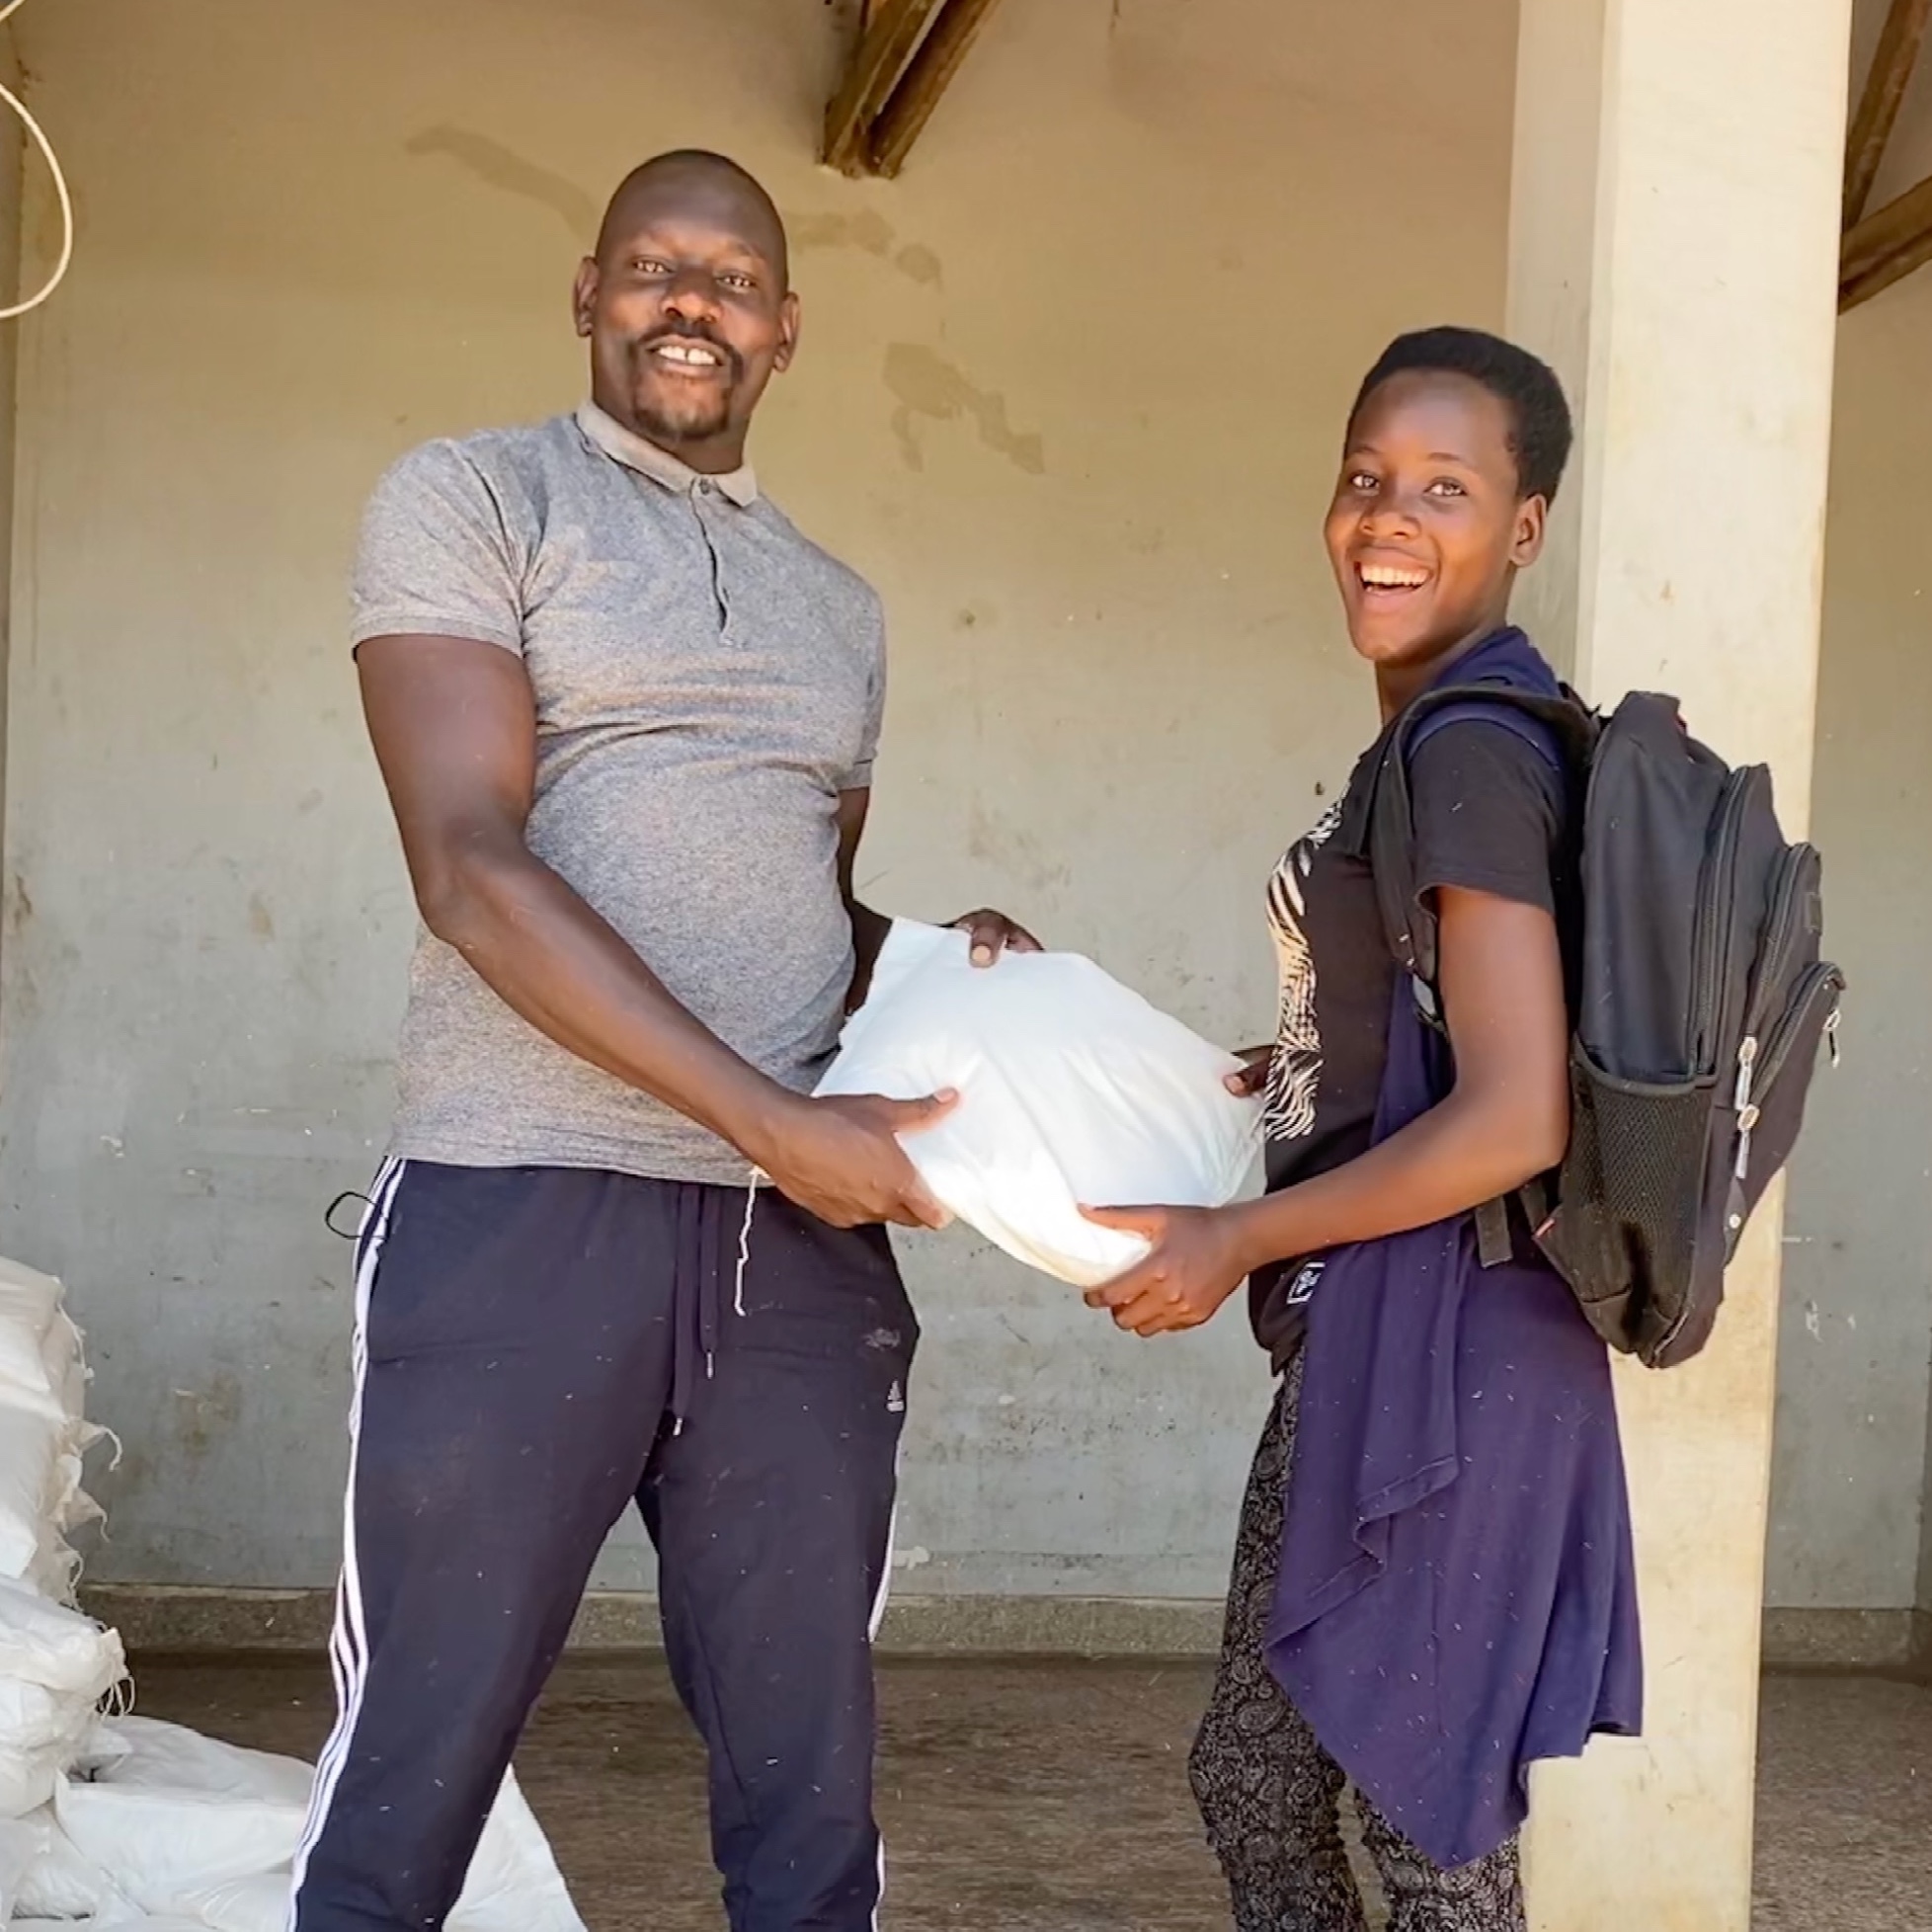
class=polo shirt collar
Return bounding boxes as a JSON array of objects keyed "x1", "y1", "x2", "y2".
[{"x1": 575, "y1": 400, "x2": 760, "y2": 507}]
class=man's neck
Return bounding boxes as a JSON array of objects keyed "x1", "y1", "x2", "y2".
[{"x1": 589, "y1": 393, "x2": 747, "y2": 476}]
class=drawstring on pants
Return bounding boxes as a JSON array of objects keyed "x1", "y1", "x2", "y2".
[
  {"x1": 732, "y1": 1168, "x2": 763, "y2": 1321},
  {"x1": 670, "y1": 1171, "x2": 762, "y2": 1434}
]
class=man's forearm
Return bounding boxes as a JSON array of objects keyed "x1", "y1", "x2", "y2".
[{"x1": 427, "y1": 840, "x2": 798, "y2": 1162}]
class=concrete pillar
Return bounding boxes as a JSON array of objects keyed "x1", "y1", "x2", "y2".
[{"x1": 1505, "y1": 3, "x2": 1852, "y2": 1928}]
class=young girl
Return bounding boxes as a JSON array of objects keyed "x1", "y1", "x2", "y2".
[{"x1": 1084, "y1": 329, "x2": 1642, "y2": 1929}]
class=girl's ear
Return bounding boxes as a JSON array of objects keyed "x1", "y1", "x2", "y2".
[{"x1": 1511, "y1": 494, "x2": 1549, "y2": 569}]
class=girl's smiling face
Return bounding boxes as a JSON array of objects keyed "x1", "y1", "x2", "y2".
[{"x1": 1325, "y1": 368, "x2": 1548, "y2": 691}]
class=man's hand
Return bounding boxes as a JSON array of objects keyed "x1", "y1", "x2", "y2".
[
  {"x1": 1225, "y1": 1045, "x2": 1274, "y2": 1098},
  {"x1": 1077, "y1": 1203, "x2": 1254, "y2": 1337},
  {"x1": 948, "y1": 909, "x2": 1044, "y2": 968},
  {"x1": 752, "y1": 1090, "x2": 958, "y2": 1232}
]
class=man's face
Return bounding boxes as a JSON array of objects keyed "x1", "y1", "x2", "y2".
[
  {"x1": 574, "y1": 175, "x2": 797, "y2": 468},
  {"x1": 1323, "y1": 370, "x2": 1544, "y2": 676}
]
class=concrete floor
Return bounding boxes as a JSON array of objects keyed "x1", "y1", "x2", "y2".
[{"x1": 128, "y1": 1654, "x2": 1930, "y2": 1930}]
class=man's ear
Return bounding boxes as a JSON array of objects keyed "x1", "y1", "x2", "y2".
[
  {"x1": 772, "y1": 289, "x2": 801, "y2": 374},
  {"x1": 571, "y1": 257, "x2": 599, "y2": 340}
]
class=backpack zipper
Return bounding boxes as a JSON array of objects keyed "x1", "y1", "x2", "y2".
[
  {"x1": 1742, "y1": 844, "x2": 1822, "y2": 1041},
  {"x1": 1731, "y1": 960, "x2": 1845, "y2": 1183},
  {"x1": 1689, "y1": 768, "x2": 1764, "y2": 1072},
  {"x1": 1755, "y1": 960, "x2": 1845, "y2": 1092}
]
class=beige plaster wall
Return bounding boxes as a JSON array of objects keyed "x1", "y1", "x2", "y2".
[
  {"x1": 0, "y1": 0, "x2": 1514, "y2": 1593},
  {"x1": 0, "y1": 0, "x2": 1920, "y2": 1617}
]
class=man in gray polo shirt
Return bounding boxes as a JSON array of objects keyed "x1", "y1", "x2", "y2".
[{"x1": 290, "y1": 151, "x2": 1036, "y2": 1932}]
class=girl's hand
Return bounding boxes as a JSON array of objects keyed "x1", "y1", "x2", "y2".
[
  {"x1": 947, "y1": 908, "x2": 1045, "y2": 967},
  {"x1": 1078, "y1": 1204, "x2": 1255, "y2": 1336},
  {"x1": 1225, "y1": 1045, "x2": 1274, "y2": 1098}
]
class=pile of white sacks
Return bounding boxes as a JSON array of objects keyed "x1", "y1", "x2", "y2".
[{"x1": 0, "y1": 1256, "x2": 586, "y2": 1930}]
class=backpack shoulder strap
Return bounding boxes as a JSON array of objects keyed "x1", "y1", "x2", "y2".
[
  {"x1": 1410, "y1": 692, "x2": 1568, "y2": 765},
  {"x1": 1364, "y1": 679, "x2": 1595, "y2": 1271},
  {"x1": 1367, "y1": 681, "x2": 1585, "y2": 989}
]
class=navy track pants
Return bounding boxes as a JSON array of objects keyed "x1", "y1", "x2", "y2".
[{"x1": 288, "y1": 1160, "x2": 917, "y2": 1932}]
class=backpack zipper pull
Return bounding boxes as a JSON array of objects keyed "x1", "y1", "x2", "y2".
[
  {"x1": 1733, "y1": 1035, "x2": 1760, "y2": 1182},
  {"x1": 1825, "y1": 1006, "x2": 1842, "y2": 1069}
]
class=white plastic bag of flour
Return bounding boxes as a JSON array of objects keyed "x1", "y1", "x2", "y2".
[{"x1": 818, "y1": 922, "x2": 1261, "y2": 1286}]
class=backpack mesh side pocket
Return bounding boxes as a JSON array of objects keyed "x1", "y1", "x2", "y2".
[{"x1": 1543, "y1": 1046, "x2": 1716, "y2": 1354}]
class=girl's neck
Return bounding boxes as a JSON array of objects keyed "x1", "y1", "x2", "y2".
[{"x1": 1373, "y1": 617, "x2": 1516, "y2": 722}]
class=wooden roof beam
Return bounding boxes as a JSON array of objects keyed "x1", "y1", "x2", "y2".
[
  {"x1": 822, "y1": 0, "x2": 1007, "y2": 180},
  {"x1": 1841, "y1": 169, "x2": 1932, "y2": 311},
  {"x1": 823, "y1": 0, "x2": 945, "y2": 176},
  {"x1": 868, "y1": 0, "x2": 1007, "y2": 179},
  {"x1": 1844, "y1": 0, "x2": 1932, "y2": 227}
]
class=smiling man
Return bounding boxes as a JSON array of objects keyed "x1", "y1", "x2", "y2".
[{"x1": 290, "y1": 152, "x2": 1035, "y2": 1932}]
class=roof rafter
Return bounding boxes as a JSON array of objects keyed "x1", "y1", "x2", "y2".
[
  {"x1": 1842, "y1": 172, "x2": 1932, "y2": 310},
  {"x1": 822, "y1": 0, "x2": 1008, "y2": 180},
  {"x1": 1840, "y1": 0, "x2": 1932, "y2": 310},
  {"x1": 1845, "y1": 0, "x2": 1931, "y2": 227}
]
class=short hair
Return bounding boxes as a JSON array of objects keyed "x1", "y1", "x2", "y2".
[
  {"x1": 598, "y1": 150, "x2": 789, "y2": 282},
  {"x1": 1350, "y1": 326, "x2": 1574, "y2": 504}
]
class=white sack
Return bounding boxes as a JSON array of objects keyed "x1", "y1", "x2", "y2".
[
  {"x1": 0, "y1": 1579, "x2": 124, "y2": 1699},
  {"x1": 0, "y1": 1419, "x2": 55, "y2": 1587},
  {"x1": 22, "y1": 1540, "x2": 80, "y2": 1611},
  {"x1": 0, "y1": 1682, "x2": 86, "y2": 1756},
  {"x1": 54, "y1": 1720, "x2": 310, "y2": 1907},
  {"x1": 0, "y1": 1412, "x2": 81, "y2": 1586},
  {"x1": 0, "y1": 1262, "x2": 67, "y2": 1415},
  {"x1": 0, "y1": 1814, "x2": 32, "y2": 1927},
  {"x1": 57, "y1": 1721, "x2": 583, "y2": 1931},
  {"x1": 0, "y1": 1253, "x2": 94, "y2": 1593},
  {"x1": 0, "y1": 1743, "x2": 60, "y2": 1824},
  {"x1": 0, "y1": 1682, "x2": 100, "y2": 1822},
  {"x1": 4, "y1": 1803, "x2": 137, "y2": 1920},
  {"x1": 0, "y1": 1589, "x2": 121, "y2": 1824},
  {"x1": 819, "y1": 923, "x2": 1261, "y2": 1286},
  {"x1": 450, "y1": 1768, "x2": 584, "y2": 1932},
  {"x1": 176, "y1": 1871, "x2": 289, "y2": 1932},
  {"x1": 181, "y1": 1775, "x2": 580, "y2": 1932}
]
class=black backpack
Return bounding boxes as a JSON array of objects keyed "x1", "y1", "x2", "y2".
[{"x1": 1367, "y1": 679, "x2": 1844, "y2": 1369}]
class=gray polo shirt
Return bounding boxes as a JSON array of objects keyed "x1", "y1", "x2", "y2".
[{"x1": 351, "y1": 402, "x2": 885, "y2": 1185}]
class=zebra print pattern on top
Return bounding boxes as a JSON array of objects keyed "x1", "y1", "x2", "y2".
[{"x1": 1263, "y1": 799, "x2": 1343, "y2": 1144}]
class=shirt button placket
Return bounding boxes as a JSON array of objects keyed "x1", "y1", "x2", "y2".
[{"x1": 693, "y1": 481, "x2": 734, "y2": 641}]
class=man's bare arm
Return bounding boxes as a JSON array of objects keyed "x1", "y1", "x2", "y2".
[{"x1": 358, "y1": 633, "x2": 950, "y2": 1228}]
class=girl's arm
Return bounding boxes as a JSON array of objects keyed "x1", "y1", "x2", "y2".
[{"x1": 1084, "y1": 883, "x2": 1569, "y2": 1336}]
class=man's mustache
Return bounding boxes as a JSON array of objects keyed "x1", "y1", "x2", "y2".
[{"x1": 632, "y1": 324, "x2": 744, "y2": 383}]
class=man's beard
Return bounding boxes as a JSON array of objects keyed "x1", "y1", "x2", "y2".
[
  {"x1": 630, "y1": 328, "x2": 741, "y2": 446},
  {"x1": 633, "y1": 383, "x2": 734, "y2": 445}
]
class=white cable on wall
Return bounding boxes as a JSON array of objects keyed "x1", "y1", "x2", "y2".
[{"x1": 0, "y1": 0, "x2": 72, "y2": 320}]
